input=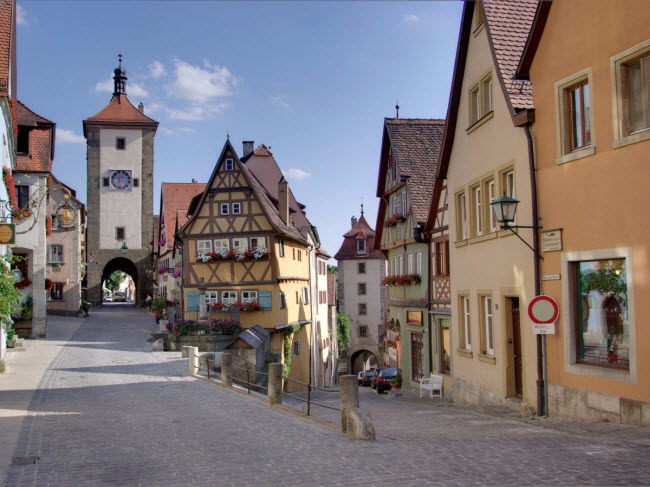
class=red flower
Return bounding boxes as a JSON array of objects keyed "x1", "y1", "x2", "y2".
[
  {"x1": 46, "y1": 215, "x2": 53, "y2": 237},
  {"x1": 2, "y1": 167, "x2": 17, "y2": 209}
]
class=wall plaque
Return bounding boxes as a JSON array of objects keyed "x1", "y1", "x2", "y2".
[{"x1": 541, "y1": 229, "x2": 562, "y2": 252}]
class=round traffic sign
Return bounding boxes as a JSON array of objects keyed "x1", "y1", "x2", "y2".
[{"x1": 528, "y1": 295, "x2": 559, "y2": 324}]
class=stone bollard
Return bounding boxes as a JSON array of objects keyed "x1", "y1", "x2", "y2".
[
  {"x1": 188, "y1": 346, "x2": 199, "y2": 376},
  {"x1": 340, "y1": 375, "x2": 376, "y2": 441},
  {"x1": 268, "y1": 363, "x2": 283, "y2": 405},
  {"x1": 221, "y1": 353, "x2": 232, "y2": 388},
  {"x1": 181, "y1": 346, "x2": 191, "y2": 358}
]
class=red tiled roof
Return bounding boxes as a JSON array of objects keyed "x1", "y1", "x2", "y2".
[
  {"x1": 343, "y1": 215, "x2": 376, "y2": 238},
  {"x1": 483, "y1": 0, "x2": 536, "y2": 111},
  {"x1": 0, "y1": 1, "x2": 15, "y2": 97},
  {"x1": 385, "y1": 118, "x2": 446, "y2": 223},
  {"x1": 161, "y1": 183, "x2": 206, "y2": 252},
  {"x1": 335, "y1": 215, "x2": 384, "y2": 260},
  {"x1": 83, "y1": 94, "x2": 158, "y2": 136},
  {"x1": 15, "y1": 100, "x2": 54, "y2": 173},
  {"x1": 16, "y1": 99, "x2": 53, "y2": 126}
]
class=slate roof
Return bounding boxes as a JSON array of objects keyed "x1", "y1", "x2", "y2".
[
  {"x1": 161, "y1": 183, "x2": 206, "y2": 251},
  {"x1": 235, "y1": 325, "x2": 269, "y2": 349},
  {"x1": 385, "y1": 118, "x2": 446, "y2": 223},
  {"x1": 483, "y1": 0, "x2": 536, "y2": 111},
  {"x1": 83, "y1": 95, "x2": 158, "y2": 136}
]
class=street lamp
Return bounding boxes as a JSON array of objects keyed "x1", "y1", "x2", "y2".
[
  {"x1": 490, "y1": 195, "x2": 542, "y2": 259},
  {"x1": 121, "y1": 243, "x2": 128, "y2": 254}
]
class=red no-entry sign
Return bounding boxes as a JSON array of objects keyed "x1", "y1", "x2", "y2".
[{"x1": 528, "y1": 295, "x2": 560, "y2": 325}]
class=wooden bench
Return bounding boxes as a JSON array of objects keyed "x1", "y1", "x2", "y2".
[{"x1": 419, "y1": 373, "x2": 443, "y2": 398}]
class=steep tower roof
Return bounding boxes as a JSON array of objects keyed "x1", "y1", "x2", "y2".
[{"x1": 335, "y1": 214, "x2": 384, "y2": 261}]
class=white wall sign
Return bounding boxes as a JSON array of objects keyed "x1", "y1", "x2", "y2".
[{"x1": 541, "y1": 229, "x2": 562, "y2": 252}]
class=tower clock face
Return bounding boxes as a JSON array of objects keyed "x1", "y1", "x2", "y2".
[{"x1": 109, "y1": 170, "x2": 132, "y2": 191}]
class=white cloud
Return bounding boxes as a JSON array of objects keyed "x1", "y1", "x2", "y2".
[
  {"x1": 166, "y1": 103, "x2": 229, "y2": 121},
  {"x1": 270, "y1": 95, "x2": 291, "y2": 110},
  {"x1": 57, "y1": 129, "x2": 84, "y2": 144},
  {"x1": 16, "y1": 5, "x2": 27, "y2": 25},
  {"x1": 282, "y1": 168, "x2": 310, "y2": 180},
  {"x1": 94, "y1": 75, "x2": 149, "y2": 98},
  {"x1": 160, "y1": 127, "x2": 195, "y2": 136},
  {"x1": 148, "y1": 60, "x2": 167, "y2": 79},
  {"x1": 166, "y1": 59, "x2": 238, "y2": 103},
  {"x1": 402, "y1": 14, "x2": 420, "y2": 23}
]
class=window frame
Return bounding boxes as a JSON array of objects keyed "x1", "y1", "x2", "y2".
[
  {"x1": 357, "y1": 282, "x2": 366, "y2": 295},
  {"x1": 249, "y1": 237, "x2": 264, "y2": 250},
  {"x1": 278, "y1": 238, "x2": 285, "y2": 257},
  {"x1": 205, "y1": 291, "x2": 219, "y2": 305},
  {"x1": 116, "y1": 137, "x2": 126, "y2": 150},
  {"x1": 16, "y1": 126, "x2": 29, "y2": 154},
  {"x1": 480, "y1": 295, "x2": 494, "y2": 356},
  {"x1": 50, "y1": 282, "x2": 64, "y2": 301},
  {"x1": 115, "y1": 227, "x2": 126, "y2": 240},
  {"x1": 242, "y1": 291, "x2": 258, "y2": 304},
  {"x1": 487, "y1": 179, "x2": 497, "y2": 232},
  {"x1": 220, "y1": 203, "x2": 230, "y2": 216},
  {"x1": 407, "y1": 253, "x2": 413, "y2": 274},
  {"x1": 196, "y1": 239, "x2": 213, "y2": 254},
  {"x1": 232, "y1": 202, "x2": 242, "y2": 215},
  {"x1": 459, "y1": 295, "x2": 471, "y2": 351},
  {"x1": 358, "y1": 262, "x2": 366, "y2": 274},
  {"x1": 359, "y1": 325, "x2": 368, "y2": 338},
  {"x1": 416, "y1": 252, "x2": 422, "y2": 275},
  {"x1": 221, "y1": 291, "x2": 237, "y2": 304},
  {"x1": 214, "y1": 239, "x2": 229, "y2": 252},
  {"x1": 48, "y1": 244, "x2": 64, "y2": 264},
  {"x1": 357, "y1": 238, "x2": 366, "y2": 255},
  {"x1": 358, "y1": 303, "x2": 367, "y2": 316},
  {"x1": 224, "y1": 158, "x2": 234, "y2": 171},
  {"x1": 15, "y1": 185, "x2": 29, "y2": 210},
  {"x1": 456, "y1": 191, "x2": 467, "y2": 241},
  {"x1": 232, "y1": 238, "x2": 247, "y2": 251}
]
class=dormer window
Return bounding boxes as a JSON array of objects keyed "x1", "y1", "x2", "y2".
[
  {"x1": 357, "y1": 239, "x2": 367, "y2": 255},
  {"x1": 225, "y1": 159, "x2": 234, "y2": 171},
  {"x1": 17, "y1": 127, "x2": 29, "y2": 154}
]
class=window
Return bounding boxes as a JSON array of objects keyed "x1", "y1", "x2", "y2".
[
  {"x1": 473, "y1": 185, "x2": 483, "y2": 236},
  {"x1": 293, "y1": 340, "x2": 301, "y2": 355},
  {"x1": 469, "y1": 74, "x2": 493, "y2": 126},
  {"x1": 15, "y1": 186, "x2": 29, "y2": 209},
  {"x1": 358, "y1": 262, "x2": 366, "y2": 274},
  {"x1": 480, "y1": 296, "x2": 494, "y2": 356},
  {"x1": 133, "y1": 178, "x2": 139, "y2": 187},
  {"x1": 358, "y1": 283, "x2": 366, "y2": 295},
  {"x1": 220, "y1": 203, "x2": 229, "y2": 216},
  {"x1": 297, "y1": 249, "x2": 302, "y2": 262},
  {"x1": 205, "y1": 291, "x2": 218, "y2": 305},
  {"x1": 359, "y1": 326, "x2": 368, "y2": 338},
  {"x1": 221, "y1": 291, "x2": 237, "y2": 305},
  {"x1": 214, "y1": 239, "x2": 229, "y2": 252},
  {"x1": 407, "y1": 311, "x2": 422, "y2": 325},
  {"x1": 116, "y1": 227, "x2": 125, "y2": 240},
  {"x1": 574, "y1": 258, "x2": 629, "y2": 369},
  {"x1": 401, "y1": 190, "x2": 407, "y2": 215},
  {"x1": 242, "y1": 291, "x2": 257, "y2": 303},
  {"x1": 416, "y1": 253, "x2": 422, "y2": 275},
  {"x1": 566, "y1": 80, "x2": 591, "y2": 151},
  {"x1": 483, "y1": 77, "x2": 493, "y2": 114},
  {"x1": 555, "y1": 69, "x2": 594, "y2": 163},
  {"x1": 232, "y1": 202, "x2": 241, "y2": 215},
  {"x1": 16, "y1": 127, "x2": 29, "y2": 154},
  {"x1": 48, "y1": 244, "x2": 64, "y2": 264},
  {"x1": 460, "y1": 295, "x2": 471, "y2": 350},
  {"x1": 225, "y1": 158, "x2": 234, "y2": 171},
  {"x1": 296, "y1": 291, "x2": 299, "y2": 304},
  {"x1": 457, "y1": 192, "x2": 467, "y2": 240},
  {"x1": 487, "y1": 179, "x2": 497, "y2": 232},
  {"x1": 470, "y1": 86, "x2": 481, "y2": 124},
  {"x1": 51, "y1": 282, "x2": 64, "y2": 301},
  {"x1": 102, "y1": 178, "x2": 109, "y2": 187},
  {"x1": 473, "y1": 0, "x2": 484, "y2": 31},
  {"x1": 407, "y1": 253, "x2": 413, "y2": 274},
  {"x1": 358, "y1": 303, "x2": 367, "y2": 315},
  {"x1": 250, "y1": 237, "x2": 264, "y2": 250},
  {"x1": 280, "y1": 291, "x2": 287, "y2": 309},
  {"x1": 116, "y1": 137, "x2": 126, "y2": 150},
  {"x1": 196, "y1": 239, "x2": 212, "y2": 253},
  {"x1": 399, "y1": 255, "x2": 403, "y2": 275},
  {"x1": 279, "y1": 238, "x2": 285, "y2": 257},
  {"x1": 391, "y1": 194, "x2": 398, "y2": 216},
  {"x1": 612, "y1": 41, "x2": 650, "y2": 147},
  {"x1": 302, "y1": 287, "x2": 309, "y2": 304},
  {"x1": 13, "y1": 253, "x2": 28, "y2": 281},
  {"x1": 357, "y1": 239, "x2": 366, "y2": 255},
  {"x1": 435, "y1": 241, "x2": 449, "y2": 276},
  {"x1": 232, "y1": 238, "x2": 247, "y2": 252}
]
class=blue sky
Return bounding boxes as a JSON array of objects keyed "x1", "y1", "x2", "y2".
[{"x1": 16, "y1": 1, "x2": 462, "y2": 260}]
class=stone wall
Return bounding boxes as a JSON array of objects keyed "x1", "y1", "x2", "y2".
[{"x1": 166, "y1": 334, "x2": 236, "y2": 352}]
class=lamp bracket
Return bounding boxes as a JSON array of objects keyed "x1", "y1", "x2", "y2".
[{"x1": 500, "y1": 223, "x2": 544, "y2": 260}]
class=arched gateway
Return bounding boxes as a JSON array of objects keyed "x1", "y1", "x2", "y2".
[{"x1": 83, "y1": 57, "x2": 157, "y2": 307}]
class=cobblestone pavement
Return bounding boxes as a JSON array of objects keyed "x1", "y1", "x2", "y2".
[{"x1": 2, "y1": 305, "x2": 650, "y2": 486}]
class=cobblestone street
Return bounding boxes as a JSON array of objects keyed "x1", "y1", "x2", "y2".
[{"x1": 1, "y1": 305, "x2": 649, "y2": 486}]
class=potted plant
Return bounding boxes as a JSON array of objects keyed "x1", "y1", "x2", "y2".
[
  {"x1": 390, "y1": 370, "x2": 403, "y2": 389},
  {"x1": 151, "y1": 298, "x2": 168, "y2": 323},
  {"x1": 79, "y1": 300, "x2": 90, "y2": 317},
  {"x1": 6, "y1": 327, "x2": 16, "y2": 348}
]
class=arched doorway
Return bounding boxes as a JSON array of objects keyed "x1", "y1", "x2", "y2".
[
  {"x1": 102, "y1": 257, "x2": 138, "y2": 305},
  {"x1": 349, "y1": 349, "x2": 378, "y2": 374}
]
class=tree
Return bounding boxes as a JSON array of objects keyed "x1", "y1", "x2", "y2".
[
  {"x1": 0, "y1": 255, "x2": 23, "y2": 325},
  {"x1": 104, "y1": 271, "x2": 128, "y2": 292},
  {"x1": 336, "y1": 313, "x2": 351, "y2": 352},
  {"x1": 327, "y1": 264, "x2": 338, "y2": 274}
]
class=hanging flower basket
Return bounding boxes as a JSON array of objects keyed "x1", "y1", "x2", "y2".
[
  {"x1": 45, "y1": 279, "x2": 53, "y2": 291},
  {"x1": 382, "y1": 274, "x2": 422, "y2": 286},
  {"x1": 158, "y1": 266, "x2": 169, "y2": 274},
  {"x1": 384, "y1": 214, "x2": 407, "y2": 227},
  {"x1": 2, "y1": 167, "x2": 17, "y2": 208},
  {"x1": 171, "y1": 270, "x2": 181, "y2": 278},
  {"x1": 11, "y1": 207, "x2": 32, "y2": 222}
]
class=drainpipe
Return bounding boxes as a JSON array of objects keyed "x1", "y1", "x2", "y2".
[
  {"x1": 523, "y1": 121, "x2": 546, "y2": 417},
  {"x1": 413, "y1": 222, "x2": 432, "y2": 374}
]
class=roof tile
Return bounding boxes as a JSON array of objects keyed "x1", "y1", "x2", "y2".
[{"x1": 161, "y1": 183, "x2": 206, "y2": 251}]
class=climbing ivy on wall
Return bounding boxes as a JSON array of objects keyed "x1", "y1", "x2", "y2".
[{"x1": 282, "y1": 323, "x2": 303, "y2": 388}]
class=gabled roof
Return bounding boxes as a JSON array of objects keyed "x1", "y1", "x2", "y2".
[
  {"x1": 83, "y1": 94, "x2": 158, "y2": 137},
  {"x1": 516, "y1": 0, "x2": 554, "y2": 80},
  {"x1": 335, "y1": 215, "x2": 384, "y2": 260},
  {"x1": 177, "y1": 139, "x2": 309, "y2": 245},
  {"x1": 160, "y1": 182, "x2": 206, "y2": 252},
  {"x1": 343, "y1": 215, "x2": 375, "y2": 238},
  {"x1": 241, "y1": 144, "x2": 310, "y2": 230},
  {"x1": 15, "y1": 100, "x2": 55, "y2": 172},
  {"x1": 16, "y1": 99, "x2": 53, "y2": 126}
]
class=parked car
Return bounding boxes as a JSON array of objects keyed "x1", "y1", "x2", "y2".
[
  {"x1": 103, "y1": 295, "x2": 113, "y2": 302},
  {"x1": 370, "y1": 368, "x2": 384, "y2": 390},
  {"x1": 362, "y1": 370, "x2": 374, "y2": 387},
  {"x1": 376, "y1": 367, "x2": 400, "y2": 394},
  {"x1": 114, "y1": 292, "x2": 126, "y2": 302},
  {"x1": 357, "y1": 372, "x2": 365, "y2": 386}
]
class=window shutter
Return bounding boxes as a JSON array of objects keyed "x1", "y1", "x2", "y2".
[
  {"x1": 259, "y1": 290, "x2": 272, "y2": 311},
  {"x1": 186, "y1": 291, "x2": 200, "y2": 310}
]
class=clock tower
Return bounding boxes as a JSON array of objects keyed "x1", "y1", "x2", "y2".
[{"x1": 83, "y1": 57, "x2": 158, "y2": 306}]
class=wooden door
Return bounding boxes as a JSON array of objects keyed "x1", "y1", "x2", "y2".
[
  {"x1": 511, "y1": 298, "x2": 523, "y2": 398},
  {"x1": 410, "y1": 333, "x2": 424, "y2": 381}
]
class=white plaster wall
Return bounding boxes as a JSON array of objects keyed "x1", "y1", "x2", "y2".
[{"x1": 99, "y1": 129, "x2": 142, "y2": 250}]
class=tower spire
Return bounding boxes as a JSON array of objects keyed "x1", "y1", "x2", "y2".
[
  {"x1": 113, "y1": 54, "x2": 127, "y2": 96},
  {"x1": 395, "y1": 100, "x2": 400, "y2": 118}
]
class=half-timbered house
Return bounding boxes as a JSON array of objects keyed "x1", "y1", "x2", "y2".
[
  {"x1": 375, "y1": 118, "x2": 445, "y2": 389},
  {"x1": 176, "y1": 139, "x2": 313, "y2": 388}
]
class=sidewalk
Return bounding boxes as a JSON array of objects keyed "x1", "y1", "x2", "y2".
[{"x1": 0, "y1": 315, "x2": 85, "y2": 483}]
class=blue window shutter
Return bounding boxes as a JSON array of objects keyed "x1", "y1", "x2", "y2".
[
  {"x1": 186, "y1": 291, "x2": 200, "y2": 310},
  {"x1": 259, "y1": 290, "x2": 272, "y2": 311}
]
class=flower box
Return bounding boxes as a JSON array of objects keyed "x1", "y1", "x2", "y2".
[
  {"x1": 384, "y1": 214, "x2": 407, "y2": 227},
  {"x1": 382, "y1": 274, "x2": 422, "y2": 286},
  {"x1": 197, "y1": 247, "x2": 271, "y2": 263}
]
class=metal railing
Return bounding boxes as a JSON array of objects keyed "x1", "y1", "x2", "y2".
[
  {"x1": 231, "y1": 355, "x2": 268, "y2": 395},
  {"x1": 173, "y1": 306, "x2": 241, "y2": 323},
  {"x1": 281, "y1": 377, "x2": 341, "y2": 416}
]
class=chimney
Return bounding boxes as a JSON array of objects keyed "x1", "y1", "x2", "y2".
[
  {"x1": 351, "y1": 216, "x2": 358, "y2": 229},
  {"x1": 138, "y1": 102, "x2": 144, "y2": 113},
  {"x1": 243, "y1": 141, "x2": 254, "y2": 158},
  {"x1": 278, "y1": 177, "x2": 289, "y2": 224}
]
